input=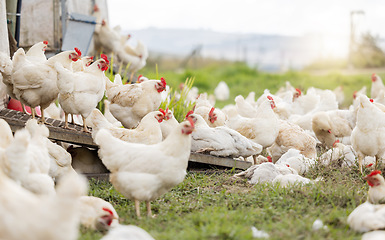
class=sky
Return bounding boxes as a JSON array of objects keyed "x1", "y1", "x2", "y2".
[
  {"x1": 108, "y1": 0, "x2": 383, "y2": 37},
  {"x1": 107, "y1": 0, "x2": 384, "y2": 59}
]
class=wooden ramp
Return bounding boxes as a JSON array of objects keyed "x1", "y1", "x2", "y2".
[{"x1": 0, "y1": 108, "x2": 252, "y2": 170}]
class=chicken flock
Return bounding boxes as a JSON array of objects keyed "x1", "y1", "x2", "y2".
[{"x1": 1, "y1": 35, "x2": 385, "y2": 239}]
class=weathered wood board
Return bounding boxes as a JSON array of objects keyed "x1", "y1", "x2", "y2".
[{"x1": 0, "y1": 108, "x2": 252, "y2": 170}]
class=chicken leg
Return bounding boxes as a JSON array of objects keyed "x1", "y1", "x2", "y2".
[
  {"x1": 135, "y1": 199, "x2": 141, "y2": 218},
  {"x1": 358, "y1": 152, "x2": 364, "y2": 174},
  {"x1": 82, "y1": 116, "x2": 91, "y2": 133},
  {"x1": 63, "y1": 113, "x2": 75, "y2": 130},
  {"x1": 146, "y1": 201, "x2": 154, "y2": 218}
]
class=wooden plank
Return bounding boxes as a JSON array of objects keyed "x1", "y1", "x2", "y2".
[
  {"x1": 0, "y1": 108, "x2": 252, "y2": 170},
  {"x1": 0, "y1": 108, "x2": 97, "y2": 148},
  {"x1": 189, "y1": 152, "x2": 252, "y2": 170}
]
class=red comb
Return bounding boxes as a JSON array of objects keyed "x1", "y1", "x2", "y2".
[
  {"x1": 159, "y1": 108, "x2": 166, "y2": 116},
  {"x1": 267, "y1": 156, "x2": 272, "y2": 162},
  {"x1": 74, "y1": 47, "x2": 81, "y2": 57},
  {"x1": 186, "y1": 116, "x2": 195, "y2": 128},
  {"x1": 333, "y1": 139, "x2": 340, "y2": 147},
  {"x1": 138, "y1": 75, "x2": 143, "y2": 81},
  {"x1": 166, "y1": 107, "x2": 169, "y2": 113},
  {"x1": 368, "y1": 170, "x2": 382, "y2": 177},
  {"x1": 372, "y1": 73, "x2": 377, "y2": 81},
  {"x1": 209, "y1": 107, "x2": 215, "y2": 115},
  {"x1": 101, "y1": 54, "x2": 109, "y2": 64},
  {"x1": 267, "y1": 95, "x2": 273, "y2": 101},
  {"x1": 90, "y1": 56, "x2": 94, "y2": 60},
  {"x1": 295, "y1": 88, "x2": 302, "y2": 95},
  {"x1": 43, "y1": 40, "x2": 48, "y2": 45},
  {"x1": 160, "y1": 77, "x2": 166, "y2": 87},
  {"x1": 370, "y1": 99, "x2": 374, "y2": 102},
  {"x1": 185, "y1": 110, "x2": 194, "y2": 118},
  {"x1": 102, "y1": 207, "x2": 113, "y2": 216},
  {"x1": 366, "y1": 163, "x2": 374, "y2": 168}
]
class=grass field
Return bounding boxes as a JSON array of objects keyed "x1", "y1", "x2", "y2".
[
  {"x1": 79, "y1": 163, "x2": 370, "y2": 240},
  {"x1": 82, "y1": 63, "x2": 383, "y2": 239}
]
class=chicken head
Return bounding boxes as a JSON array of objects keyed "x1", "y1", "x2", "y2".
[
  {"x1": 155, "y1": 77, "x2": 167, "y2": 92},
  {"x1": 182, "y1": 117, "x2": 195, "y2": 135},
  {"x1": 208, "y1": 107, "x2": 217, "y2": 123}
]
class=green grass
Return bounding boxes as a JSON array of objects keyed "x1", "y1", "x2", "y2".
[
  {"x1": 80, "y1": 61, "x2": 384, "y2": 239},
  {"x1": 79, "y1": 163, "x2": 371, "y2": 240}
]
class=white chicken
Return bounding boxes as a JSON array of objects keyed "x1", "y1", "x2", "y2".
[
  {"x1": 159, "y1": 108, "x2": 179, "y2": 140},
  {"x1": 79, "y1": 196, "x2": 119, "y2": 231},
  {"x1": 11, "y1": 48, "x2": 81, "y2": 122},
  {"x1": 227, "y1": 96, "x2": 279, "y2": 149},
  {"x1": 103, "y1": 99, "x2": 123, "y2": 127},
  {"x1": 194, "y1": 106, "x2": 227, "y2": 127},
  {"x1": 25, "y1": 40, "x2": 48, "y2": 63},
  {"x1": 0, "y1": 170, "x2": 87, "y2": 240},
  {"x1": 47, "y1": 140, "x2": 77, "y2": 181},
  {"x1": 106, "y1": 74, "x2": 166, "y2": 129},
  {"x1": 347, "y1": 201, "x2": 385, "y2": 233},
  {"x1": 233, "y1": 162, "x2": 297, "y2": 184},
  {"x1": 267, "y1": 120, "x2": 317, "y2": 162},
  {"x1": 351, "y1": 95, "x2": 385, "y2": 173},
  {"x1": 311, "y1": 109, "x2": 356, "y2": 148},
  {"x1": 318, "y1": 141, "x2": 357, "y2": 168},
  {"x1": 187, "y1": 112, "x2": 262, "y2": 158},
  {"x1": 94, "y1": 118, "x2": 195, "y2": 218},
  {"x1": 272, "y1": 174, "x2": 314, "y2": 187},
  {"x1": 214, "y1": 81, "x2": 230, "y2": 101},
  {"x1": 363, "y1": 170, "x2": 385, "y2": 204},
  {"x1": 362, "y1": 231, "x2": 385, "y2": 240},
  {"x1": 274, "y1": 148, "x2": 316, "y2": 175},
  {"x1": 234, "y1": 95, "x2": 258, "y2": 118},
  {"x1": 101, "y1": 224, "x2": 155, "y2": 240},
  {"x1": 87, "y1": 108, "x2": 164, "y2": 145},
  {"x1": 117, "y1": 40, "x2": 149, "y2": 82},
  {"x1": 371, "y1": 73, "x2": 385, "y2": 99},
  {"x1": 55, "y1": 54, "x2": 109, "y2": 132}
]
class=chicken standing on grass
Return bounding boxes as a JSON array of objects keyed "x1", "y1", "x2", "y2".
[
  {"x1": 11, "y1": 48, "x2": 81, "y2": 122},
  {"x1": 95, "y1": 118, "x2": 195, "y2": 218},
  {"x1": 55, "y1": 54, "x2": 109, "y2": 132},
  {"x1": 351, "y1": 95, "x2": 385, "y2": 173},
  {"x1": 364, "y1": 170, "x2": 385, "y2": 204},
  {"x1": 106, "y1": 74, "x2": 166, "y2": 129}
]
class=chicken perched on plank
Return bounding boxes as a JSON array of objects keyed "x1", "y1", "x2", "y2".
[
  {"x1": 94, "y1": 118, "x2": 195, "y2": 218},
  {"x1": 55, "y1": 54, "x2": 109, "y2": 132},
  {"x1": 187, "y1": 112, "x2": 262, "y2": 158},
  {"x1": 159, "y1": 108, "x2": 179, "y2": 140},
  {"x1": 351, "y1": 95, "x2": 385, "y2": 173},
  {"x1": 12, "y1": 48, "x2": 81, "y2": 122},
  {"x1": 106, "y1": 74, "x2": 166, "y2": 129},
  {"x1": 87, "y1": 108, "x2": 164, "y2": 145}
]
